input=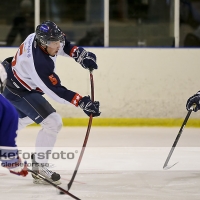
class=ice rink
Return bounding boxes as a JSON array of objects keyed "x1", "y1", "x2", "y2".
[{"x1": 1, "y1": 127, "x2": 200, "y2": 200}]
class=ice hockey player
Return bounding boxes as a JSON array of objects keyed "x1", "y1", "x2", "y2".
[
  {"x1": 2, "y1": 20, "x2": 101, "y2": 185},
  {"x1": 0, "y1": 62, "x2": 28, "y2": 177}
]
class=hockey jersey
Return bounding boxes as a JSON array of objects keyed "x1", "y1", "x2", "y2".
[
  {"x1": 6, "y1": 33, "x2": 81, "y2": 107},
  {"x1": 0, "y1": 95, "x2": 18, "y2": 165}
]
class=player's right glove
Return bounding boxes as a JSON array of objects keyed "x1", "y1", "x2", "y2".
[
  {"x1": 186, "y1": 91, "x2": 200, "y2": 112},
  {"x1": 79, "y1": 96, "x2": 101, "y2": 117},
  {"x1": 2, "y1": 157, "x2": 28, "y2": 177}
]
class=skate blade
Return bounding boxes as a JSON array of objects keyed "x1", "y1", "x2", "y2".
[{"x1": 33, "y1": 178, "x2": 61, "y2": 185}]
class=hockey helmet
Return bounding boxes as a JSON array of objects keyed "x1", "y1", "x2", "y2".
[{"x1": 36, "y1": 20, "x2": 65, "y2": 48}]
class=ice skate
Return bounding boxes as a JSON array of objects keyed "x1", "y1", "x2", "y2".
[{"x1": 31, "y1": 154, "x2": 61, "y2": 185}]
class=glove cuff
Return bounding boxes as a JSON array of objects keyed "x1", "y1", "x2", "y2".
[
  {"x1": 70, "y1": 93, "x2": 82, "y2": 107},
  {"x1": 9, "y1": 160, "x2": 28, "y2": 177},
  {"x1": 69, "y1": 46, "x2": 78, "y2": 57},
  {"x1": 70, "y1": 46, "x2": 87, "y2": 64}
]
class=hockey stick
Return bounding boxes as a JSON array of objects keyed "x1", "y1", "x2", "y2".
[
  {"x1": 27, "y1": 168, "x2": 81, "y2": 200},
  {"x1": 163, "y1": 105, "x2": 195, "y2": 170},
  {"x1": 60, "y1": 70, "x2": 94, "y2": 193}
]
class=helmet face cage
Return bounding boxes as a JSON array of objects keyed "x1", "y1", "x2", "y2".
[{"x1": 36, "y1": 21, "x2": 65, "y2": 48}]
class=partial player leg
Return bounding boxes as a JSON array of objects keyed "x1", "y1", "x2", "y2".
[
  {"x1": 36, "y1": 112, "x2": 62, "y2": 163},
  {"x1": 33, "y1": 112, "x2": 62, "y2": 185},
  {"x1": 18, "y1": 116, "x2": 34, "y2": 130}
]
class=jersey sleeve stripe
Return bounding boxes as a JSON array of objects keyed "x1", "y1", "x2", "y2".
[
  {"x1": 0, "y1": 146, "x2": 18, "y2": 150},
  {"x1": 69, "y1": 46, "x2": 78, "y2": 57},
  {"x1": 13, "y1": 69, "x2": 32, "y2": 91},
  {"x1": 70, "y1": 93, "x2": 82, "y2": 107}
]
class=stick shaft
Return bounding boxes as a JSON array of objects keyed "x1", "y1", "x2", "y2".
[
  {"x1": 27, "y1": 168, "x2": 81, "y2": 200},
  {"x1": 68, "y1": 71, "x2": 94, "y2": 190},
  {"x1": 163, "y1": 109, "x2": 192, "y2": 168}
]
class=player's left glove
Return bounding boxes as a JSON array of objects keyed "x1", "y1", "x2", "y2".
[
  {"x1": 186, "y1": 91, "x2": 200, "y2": 112},
  {"x1": 2, "y1": 157, "x2": 28, "y2": 177},
  {"x1": 79, "y1": 96, "x2": 101, "y2": 117},
  {"x1": 70, "y1": 46, "x2": 98, "y2": 70}
]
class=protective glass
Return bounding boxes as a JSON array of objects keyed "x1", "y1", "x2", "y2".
[{"x1": 46, "y1": 34, "x2": 65, "y2": 48}]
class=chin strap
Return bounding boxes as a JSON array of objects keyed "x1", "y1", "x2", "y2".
[
  {"x1": 35, "y1": 39, "x2": 49, "y2": 55},
  {"x1": 39, "y1": 44, "x2": 49, "y2": 54}
]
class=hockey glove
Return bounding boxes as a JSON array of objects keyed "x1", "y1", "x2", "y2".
[
  {"x1": 79, "y1": 96, "x2": 101, "y2": 117},
  {"x1": 70, "y1": 47, "x2": 98, "y2": 70},
  {"x1": 186, "y1": 91, "x2": 200, "y2": 112},
  {"x1": 2, "y1": 158, "x2": 28, "y2": 177}
]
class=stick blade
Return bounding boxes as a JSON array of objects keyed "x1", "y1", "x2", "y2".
[
  {"x1": 163, "y1": 162, "x2": 178, "y2": 170},
  {"x1": 59, "y1": 184, "x2": 69, "y2": 194}
]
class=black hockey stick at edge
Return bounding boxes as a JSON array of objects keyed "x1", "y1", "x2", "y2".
[
  {"x1": 163, "y1": 105, "x2": 196, "y2": 170},
  {"x1": 27, "y1": 168, "x2": 81, "y2": 200},
  {"x1": 60, "y1": 69, "x2": 94, "y2": 193}
]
